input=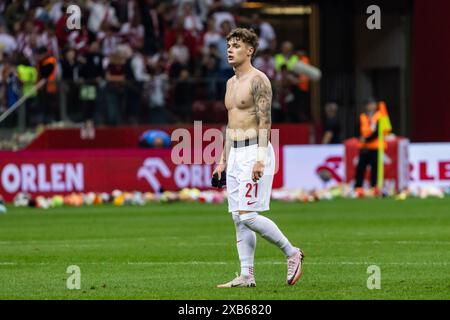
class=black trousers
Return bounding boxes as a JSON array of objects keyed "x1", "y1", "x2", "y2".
[{"x1": 355, "y1": 149, "x2": 378, "y2": 188}]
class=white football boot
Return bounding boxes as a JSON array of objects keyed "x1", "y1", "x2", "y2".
[
  {"x1": 217, "y1": 273, "x2": 256, "y2": 288},
  {"x1": 287, "y1": 248, "x2": 304, "y2": 285}
]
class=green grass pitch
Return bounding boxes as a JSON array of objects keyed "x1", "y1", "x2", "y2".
[{"x1": 1, "y1": 199, "x2": 450, "y2": 300}]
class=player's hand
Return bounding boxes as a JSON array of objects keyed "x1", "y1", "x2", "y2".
[
  {"x1": 252, "y1": 161, "x2": 265, "y2": 182},
  {"x1": 212, "y1": 163, "x2": 226, "y2": 181}
]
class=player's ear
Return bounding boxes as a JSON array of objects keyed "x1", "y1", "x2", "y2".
[{"x1": 247, "y1": 46, "x2": 254, "y2": 57}]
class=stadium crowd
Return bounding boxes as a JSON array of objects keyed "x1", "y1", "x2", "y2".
[{"x1": 0, "y1": 0, "x2": 313, "y2": 127}]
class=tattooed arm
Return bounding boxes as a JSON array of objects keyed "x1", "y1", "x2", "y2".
[{"x1": 251, "y1": 75, "x2": 272, "y2": 164}]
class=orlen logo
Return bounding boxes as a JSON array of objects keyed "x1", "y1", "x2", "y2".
[
  {"x1": 138, "y1": 158, "x2": 213, "y2": 191},
  {"x1": 315, "y1": 156, "x2": 344, "y2": 183},
  {"x1": 137, "y1": 158, "x2": 171, "y2": 192},
  {"x1": 410, "y1": 161, "x2": 450, "y2": 181},
  {"x1": 1, "y1": 163, "x2": 84, "y2": 193}
]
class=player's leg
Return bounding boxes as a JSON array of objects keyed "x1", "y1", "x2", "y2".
[
  {"x1": 237, "y1": 144, "x2": 296, "y2": 257},
  {"x1": 238, "y1": 211, "x2": 297, "y2": 258},
  {"x1": 237, "y1": 165, "x2": 304, "y2": 285},
  {"x1": 369, "y1": 149, "x2": 378, "y2": 187},
  {"x1": 217, "y1": 159, "x2": 256, "y2": 288},
  {"x1": 232, "y1": 212, "x2": 256, "y2": 278},
  {"x1": 355, "y1": 149, "x2": 369, "y2": 188},
  {"x1": 238, "y1": 210, "x2": 304, "y2": 285}
]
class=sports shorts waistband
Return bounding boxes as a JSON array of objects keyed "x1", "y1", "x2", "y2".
[{"x1": 232, "y1": 137, "x2": 258, "y2": 148}]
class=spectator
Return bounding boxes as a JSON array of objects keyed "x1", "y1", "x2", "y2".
[
  {"x1": 0, "y1": 50, "x2": 5, "y2": 111},
  {"x1": 321, "y1": 102, "x2": 341, "y2": 144},
  {"x1": 216, "y1": 20, "x2": 234, "y2": 95},
  {"x1": 201, "y1": 43, "x2": 221, "y2": 100},
  {"x1": 354, "y1": 98, "x2": 391, "y2": 192},
  {"x1": 79, "y1": 41, "x2": 104, "y2": 81},
  {"x1": 148, "y1": 46, "x2": 168, "y2": 70},
  {"x1": 18, "y1": 27, "x2": 40, "y2": 66},
  {"x1": 147, "y1": 58, "x2": 170, "y2": 124},
  {"x1": 140, "y1": 0, "x2": 165, "y2": 55},
  {"x1": 172, "y1": 67, "x2": 194, "y2": 123},
  {"x1": 169, "y1": 34, "x2": 190, "y2": 67},
  {"x1": 79, "y1": 41, "x2": 104, "y2": 123},
  {"x1": 129, "y1": 47, "x2": 151, "y2": 83},
  {"x1": 121, "y1": 44, "x2": 142, "y2": 124},
  {"x1": 165, "y1": 15, "x2": 200, "y2": 66},
  {"x1": 61, "y1": 47, "x2": 80, "y2": 81},
  {"x1": 253, "y1": 48, "x2": 276, "y2": 80},
  {"x1": 67, "y1": 25, "x2": 91, "y2": 56},
  {"x1": 4, "y1": 0, "x2": 26, "y2": 32},
  {"x1": 87, "y1": 0, "x2": 119, "y2": 34},
  {"x1": 181, "y1": 1, "x2": 203, "y2": 36},
  {"x1": 39, "y1": 23, "x2": 60, "y2": 60},
  {"x1": 2, "y1": 57, "x2": 19, "y2": 110},
  {"x1": 212, "y1": 4, "x2": 236, "y2": 32},
  {"x1": 201, "y1": 17, "x2": 221, "y2": 55},
  {"x1": 295, "y1": 49, "x2": 311, "y2": 121},
  {"x1": 250, "y1": 13, "x2": 276, "y2": 52},
  {"x1": 274, "y1": 64, "x2": 301, "y2": 122},
  {"x1": 104, "y1": 50, "x2": 125, "y2": 125},
  {"x1": 54, "y1": 4, "x2": 70, "y2": 48},
  {"x1": 17, "y1": 54, "x2": 38, "y2": 126},
  {"x1": 119, "y1": 14, "x2": 144, "y2": 50},
  {"x1": 49, "y1": 0, "x2": 71, "y2": 24},
  {"x1": 98, "y1": 24, "x2": 121, "y2": 57},
  {"x1": 0, "y1": 24, "x2": 17, "y2": 55},
  {"x1": 60, "y1": 48, "x2": 80, "y2": 121},
  {"x1": 274, "y1": 41, "x2": 298, "y2": 72},
  {"x1": 35, "y1": 46, "x2": 58, "y2": 123},
  {"x1": 0, "y1": 0, "x2": 283, "y2": 128}
]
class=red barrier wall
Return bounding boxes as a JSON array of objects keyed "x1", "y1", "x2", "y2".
[
  {"x1": 0, "y1": 149, "x2": 283, "y2": 202},
  {"x1": 26, "y1": 124, "x2": 316, "y2": 150}
]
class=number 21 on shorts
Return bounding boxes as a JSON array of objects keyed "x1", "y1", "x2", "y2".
[{"x1": 245, "y1": 182, "x2": 258, "y2": 205}]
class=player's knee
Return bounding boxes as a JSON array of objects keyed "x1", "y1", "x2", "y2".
[
  {"x1": 239, "y1": 211, "x2": 258, "y2": 224},
  {"x1": 232, "y1": 212, "x2": 240, "y2": 223}
]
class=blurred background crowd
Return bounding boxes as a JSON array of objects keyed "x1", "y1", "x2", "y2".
[{"x1": 0, "y1": 0, "x2": 315, "y2": 129}]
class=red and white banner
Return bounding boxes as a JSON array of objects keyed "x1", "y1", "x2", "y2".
[
  {"x1": 283, "y1": 142, "x2": 450, "y2": 190},
  {"x1": 0, "y1": 149, "x2": 283, "y2": 202},
  {"x1": 344, "y1": 137, "x2": 410, "y2": 191},
  {"x1": 284, "y1": 145, "x2": 344, "y2": 190},
  {"x1": 1, "y1": 143, "x2": 449, "y2": 202},
  {"x1": 409, "y1": 143, "x2": 450, "y2": 187}
]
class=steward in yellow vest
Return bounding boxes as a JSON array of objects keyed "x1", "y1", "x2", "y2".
[{"x1": 354, "y1": 98, "x2": 391, "y2": 189}]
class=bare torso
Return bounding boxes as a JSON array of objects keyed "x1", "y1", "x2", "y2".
[{"x1": 224, "y1": 67, "x2": 272, "y2": 141}]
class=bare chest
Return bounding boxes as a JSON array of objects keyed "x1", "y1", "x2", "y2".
[{"x1": 225, "y1": 78, "x2": 254, "y2": 111}]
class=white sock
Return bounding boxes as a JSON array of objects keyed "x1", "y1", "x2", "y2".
[
  {"x1": 232, "y1": 212, "x2": 256, "y2": 277},
  {"x1": 240, "y1": 212, "x2": 297, "y2": 258}
]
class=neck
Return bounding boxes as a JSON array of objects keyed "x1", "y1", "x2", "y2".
[{"x1": 233, "y1": 60, "x2": 253, "y2": 79}]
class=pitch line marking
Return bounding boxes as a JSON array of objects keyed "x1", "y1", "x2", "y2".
[{"x1": 2, "y1": 261, "x2": 450, "y2": 266}]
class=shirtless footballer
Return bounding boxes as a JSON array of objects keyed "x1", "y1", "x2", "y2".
[{"x1": 212, "y1": 28, "x2": 304, "y2": 288}]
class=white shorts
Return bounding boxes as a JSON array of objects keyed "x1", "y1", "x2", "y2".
[{"x1": 227, "y1": 141, "x2": 275, "y2": 213}]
